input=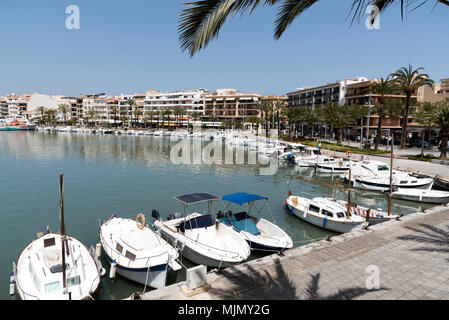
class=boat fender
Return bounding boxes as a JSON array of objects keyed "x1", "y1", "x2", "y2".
[
  {"x1": 152, "y1": 210, "x2": 160, "y2": 220},
  {"x1": 95, "y1": 243, "x2": 102, "y2": 258},
  {"x1": 136, "y1": 214, "x2": 146, "y2": 230},
  {"x1": 110, "y1": 260, "x2": 117, "y2": 279},
  {"x1": 323, "y1": 217, "x2": 327, "y2": 228},
  {"x1": 9, "y1": 273, "x2": 15, "y2": 296},
  {"x1": 290, "y1": 205, "x2": 294, "y2": 215}
]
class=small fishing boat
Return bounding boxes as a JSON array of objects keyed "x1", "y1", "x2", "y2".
[
  {"x1": 285, "y1": 194, "x2": 368, "y2": 233},
  {"x1": 153, "y1": 193, "x2": 251, "y2": 268},
  {"x1": 99, "y1": 214, "x2": 181, "y2": 289},
  {"x1": 317, "y1": 160, "x2": 354, "y2": 174},
  {"x1": 14, "y1": 175, "x2": 102, "y2": 300},
  {"x1": 219, "y1": 193, "x2": 293, "y2": 252},
  {"x1": 392, "y1": 188, "x2": 449, "y2": 204},
  {"x1": 332, "y1": 199, "x2": 401, "y2": 224}
]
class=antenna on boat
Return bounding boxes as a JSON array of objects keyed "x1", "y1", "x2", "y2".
[
  {"x1": 59, "y1": 174, "x2": 68, "y2": 297},
  {"x1": 388, "y1": 134, "x2": 394, "y2": 217}
]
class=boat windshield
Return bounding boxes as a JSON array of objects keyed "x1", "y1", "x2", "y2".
[{"x1": 378, "y1": 165, "x2": 389, "y2": 171}]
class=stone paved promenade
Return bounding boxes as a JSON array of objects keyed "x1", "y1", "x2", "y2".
[{"x1": 142, "y1": 205, "x2": 449, "y2": 300}]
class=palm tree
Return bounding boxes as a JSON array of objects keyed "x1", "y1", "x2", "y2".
[
  {"x1": 415, "y1": 102, "x2": 438, "y2": 147},
  {"x1": 125, "y1": 98, "x2": 136, "y2": 127},
  {"x1": 298, "y1": 107, "x2": 318, "y2": 139},
  {"x1": 111, "y1": 106, "x2": 119, "y2": 128},
  {"x1": 173, "y1": 106, "x2": 186, "y2": 129},
  {"x1": 87, "y1": 110, "x2": 97, "y2": 127},
  {"x1": 370, "y1": 77, "x2": 395, "y2": 151},
  {"x1": 178, "y1": 1, "x2": 449, "y2": 57},
  {"x1": 273, "y1": 99, "x2": 285, "y2": 136},
  {"x1": 209, "y1": 114, "x2": 218, "y2": 130},
  {"x1": 433, "y1": 99, "x2": 449, "y2": 159},
  {"x1": 120, "y1": 110, "x2": 128, "y2": 128},
  {"x1": 282, "y1": 107, "x2": 299, "y2": 139},
  {"x1": 133, "y1": 109, "x2": 143, "y2": 128},
  {"x1": 247, "y1": 116, "x2": 259, "y2": 134},
  {"x1": 255, "y1": 102, "x2": 272, "y2": 138},
  {"x1": 45, "y1": 109, "x2": 57, "y2": 127},
  {"x1": 58, "y1": 104, "x2": 70, "y2": 125},
  {"x1": 390, "y1": 65, "x2": 434, "y2": 149},
  {"x1": 36, "y1": 106, "x2": 47, "y2": 123}
]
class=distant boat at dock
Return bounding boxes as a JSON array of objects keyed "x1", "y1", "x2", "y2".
[{"x1": 0, "y1": 118, "x2": 36, "y2": 131}]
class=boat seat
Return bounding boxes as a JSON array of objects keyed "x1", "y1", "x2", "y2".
[{"x1": 220, "y1": 212, "x2": 260, "y2": 236}]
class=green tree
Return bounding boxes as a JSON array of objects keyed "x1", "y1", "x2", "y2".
[
  {"x1": 298, "y1": 107, "x2": 318, "y2": 139},
  {"x1": 433, "y1": 99, "x2": 449, "y2": 159},
  {"x1": 178, "y1": 0, "x2": 449, "y2": 57},
  {"x1": 255, "y1": 102, "x2": 272, "y2": 138},
  {"x1": 87, "y1": 110, "x2": 97, "y2": 127},
  {"x1": 36, "y1": 106, "x2": 47, "y2": 122},
  {"x1": 58, "y1": 104, "x2": 70, "y2": 125},
  {"x1": 282, "y1": 107, "x2": 299, "y2": 138},
  {"x1": 370, "y1": 77, "x2": 395, "y2": 151},
  {"x1": 208, "y1": 114, "x2": 218, "y2": 130},
  {"x1": 415, "y1": 102, "x2": 438, "y2": 146},
  {"x1": 390, "y1": 65, "x2": 434, "y2": 149},
  {"x1": 111, "y1": 106, "x2": 119, "y2": 128},
  {"x1": 125, "y1": 98, "x2": 136, "y2": 127},
  {"x1": 247, "y1": 116, "x2": 260, "y2": 134}
]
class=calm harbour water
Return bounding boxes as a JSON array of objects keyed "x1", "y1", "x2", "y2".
[{"x1": 0, "y1": 131, "x2": 432, "y2": 300}]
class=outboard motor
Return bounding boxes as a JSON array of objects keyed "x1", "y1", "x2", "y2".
[
  {"x1": 167, "y1": 212, "x2": 183, "y2": 221},
  {"x1": 152, "y1": 210, "x2": 160, "y2": 220}
]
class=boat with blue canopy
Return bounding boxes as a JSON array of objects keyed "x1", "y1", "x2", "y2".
[
  {"x1": 153, "y1": 193, "x2": 251, "y2": 268},
  {"x1": 219, "y1": 193, "x2": 293, "y2": 253}
]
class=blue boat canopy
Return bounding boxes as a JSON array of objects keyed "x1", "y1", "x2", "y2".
[
  {"x1": 221, "y1": 193, "x2": 268, "y2": 206},
  {"x1": 175, "y1": 193, "x2": 220, "y2": 205}
]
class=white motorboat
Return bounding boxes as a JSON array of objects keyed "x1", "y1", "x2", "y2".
[
  {"x1": 219, "y1": 193, "x2": 293, "y2": 252},
  {"x1": 153, "y1": 193, "x2": 251, "y2": 268},
  {"x1": 298, "y1": 155, "x2": 340, "y2": 168},
  {"x1": 99, "y1": 215, "x2": 181, "y2": 289},
  {"x1": 317, "y1": 159, "x2": 354, "y2": 174},
  {"x1": 392, "y1": 188, "x2": 449, "y2": 204},
  {"x1": 285, "y1": 195, "x2": 368, "y2": 233},
  {"x1": 14, "y1": 175, "x2": 101, "y2": 300},
  {"x1": 341, "y1": 160, "x2": 434, "y2": 192}
]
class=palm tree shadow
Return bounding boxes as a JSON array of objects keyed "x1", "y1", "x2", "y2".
[
  {"x1": 398, "y1": 224, "x2": 449, "y2": 262},
  {"x1": 208, "y1": 260, "x2": 386, "y2": 300},
  {"x1": 302, "y1": 273, "x2": 387, "y2": 300}
]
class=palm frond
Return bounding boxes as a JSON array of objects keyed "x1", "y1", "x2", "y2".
[
  {"x1": 274, "y1": 0, "x2": 320, "y2": 39},
  {"x1": 179, "y1": 0, "x2": 281, "y2": 57}
]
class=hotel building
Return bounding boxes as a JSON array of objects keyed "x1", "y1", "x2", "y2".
[
  {"x1": 286, "y1": 77, "x2": 368, "y2": 109},
  {"x1": 143, "y1": 89, "x2": 209, "y2": 115}
]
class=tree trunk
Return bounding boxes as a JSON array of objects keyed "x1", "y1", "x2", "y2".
[
  {"x1": 400, "y1": 94, "x2": 411, "y2": 149},
  {"x1": 336, "y1": 127, "x2": 342, "y2": 145},
  {"x1": 440, "y1": 128, "x2": 448, "y2": 160},
  {"x1": 375, "y1": 108, "x2": 384, "y2": 151}
]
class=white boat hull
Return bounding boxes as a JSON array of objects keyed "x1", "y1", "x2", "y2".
[{"x1": 392, "y1": 189, "x2": 449, "y2": 204}]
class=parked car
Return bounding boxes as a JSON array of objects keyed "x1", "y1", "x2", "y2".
[{"x1": 408, "y1": 140, "x2": 430, "y2": 149}]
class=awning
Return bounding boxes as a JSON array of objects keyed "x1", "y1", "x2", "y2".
[
  {"x1": 175, "y1": 193, "x2": 220, "y2": 205},
  {"x1": 221, "y1": 193, "x2": 267, "y2": 205}
]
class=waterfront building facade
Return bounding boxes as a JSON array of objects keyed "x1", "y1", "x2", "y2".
[
  {"x1": 144, "y1": 89, "x2": 208, "y2": 116},
  {"x1": 286, "y1": 77, "x2": 367, "y2": 109}
]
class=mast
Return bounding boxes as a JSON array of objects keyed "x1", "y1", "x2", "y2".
[
  {"x1": 388, "y1": 134, "x2": 394, "y2": 216},
  {"x1": 346, "y1": 168, "x2": 352, "y2": 219},
  {"x1": 59, "y1": 174, "x2": 68, "y2": 294}
]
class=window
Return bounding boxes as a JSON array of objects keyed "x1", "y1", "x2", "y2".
[
  {"x1": 116, "y1": 243, "x2": 123, "y2": 254},
  {"x1": 336, "y1": 212, "x2": 345, "y2": 218},
  {"x1": 378, "y1": 165, "x2": 389, "y2": 171},
  {"x1": 309, "y1": 205, "x2": 320, "y2": 213},
  {"x1": 45, "y1": 281, "x2": 61, "y2": 294},
  {"x1": 322, "y1": 210, "x2": 334, "y2": 218},
  {"x1": 44, "y1": 238, "x2": 56, "y2": 248},
  {"x1": 400, "y1": 181, "x2": 408, "y2": 184},
  {"x1": 67, "y1": 276, "x2": 81, "y2": 287},
  {"x1": 125, "y1": 250, "x2": 136, "y2": 261}
]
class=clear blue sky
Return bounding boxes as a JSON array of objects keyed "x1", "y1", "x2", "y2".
[{"x1": 0, "y1": 0, "x2": 448, "y2": 96}]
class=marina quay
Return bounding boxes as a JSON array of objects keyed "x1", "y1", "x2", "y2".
[{"x1": 2, "y1": 0, "x2": 449, "y2": 309}]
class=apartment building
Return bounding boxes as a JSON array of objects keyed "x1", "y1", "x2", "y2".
[
  {"x1": 0, "y1": 98, "x2": 8, "y2": 118},
  {"x1": 143, "y1": 89, "x2": 208, "y2": 115},
  {"x1": 417, "y1": 78, "x2": 449, "y2": 103},
  {"x1": 286, "y1": 77, "x2": 368, "y2": 109}
]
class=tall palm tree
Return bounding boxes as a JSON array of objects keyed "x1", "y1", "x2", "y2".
[
  {"x1": 58, "y1": 104, "x2": 70, "y2": 125},
  {"x1": 111, "y1": 106, "x2": 119, "y2": 128},
  {"x1": 433, "y1": 99, "x2": 449, "y2": 159},
  {"x1": 125, "y1": 98, "x2": 136, "y2": 127},
  {"x1": 36, "y1": 106, "x2": 47, "y2": 122},
  {"x1": 178, "y1": 0, "x2": 449, "y2": 57},
  {"x1": 255, "y1": 102, "x2": 272, "y2": 138},
  {"x1": 133, "y1": 109, "x2": 143, "y2": 128},
  {"x1": 173, "y1": 106, "x2": 186, "y2": 129},
  {"x1": 282, "y1": 107, "x2": 299, "y2": 138},
  {"x1": 273, "y1": 99, "x2": 285, "y2": 136},
  {"x1": 87, "y1": 110, "x2": 97, "y2": 127},
  {"x1": 390, "y1": 65, "x2": 434, "y2": 149},
  {"x1": 415, "y1": 102, "x2": 438, "y2": 146},
  {"x1": 120, "y1": 110, "x2": 128, "y2": 128},
  {"x1": 298, "y1": 106, "x2": 318, "y2": 139},
  {"x1": 370, "y1": 77, "x2": 395, "y2": 151},
  {"x1": 247, "y1": 116, "x2": 260, "y2": 134}
]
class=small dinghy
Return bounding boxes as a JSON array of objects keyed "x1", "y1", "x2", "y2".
[
  {"x1": 285, "y1": 194, "x2": 368, "y2": 233},
  {"x1": 14, "y1": 175, "x2": 102, "y2": 300},
  {"x1": 153, "y1": 193, "x2": 251, "y2": 268},
  {"x1": 99, "y1": 214, "x2": 181, "y2": 289},
  {"x1": 219, "y1": 193, "x2": 293, "y2": 252},
  {"x1": 392, "y1": 188, "x2": 449, "y2": 204}
]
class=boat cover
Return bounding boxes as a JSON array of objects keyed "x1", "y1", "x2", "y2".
[
  {"x1": 175, "y1": 193, "x2": 220, "y2": 205},
  {"x1": 222, "y1": 193, "x2": 267, "y2": 205},
  {"x1": 180, "y1": 215, "x2": 215, "y2": 232}
]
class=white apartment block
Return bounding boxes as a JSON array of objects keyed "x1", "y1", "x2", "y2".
[
  {"x1": 143, "y1": 89, "x2": 209, "y2": 115},
  {"x1": 287, "y1": 77, "x2": 368, "y2": 109}
]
